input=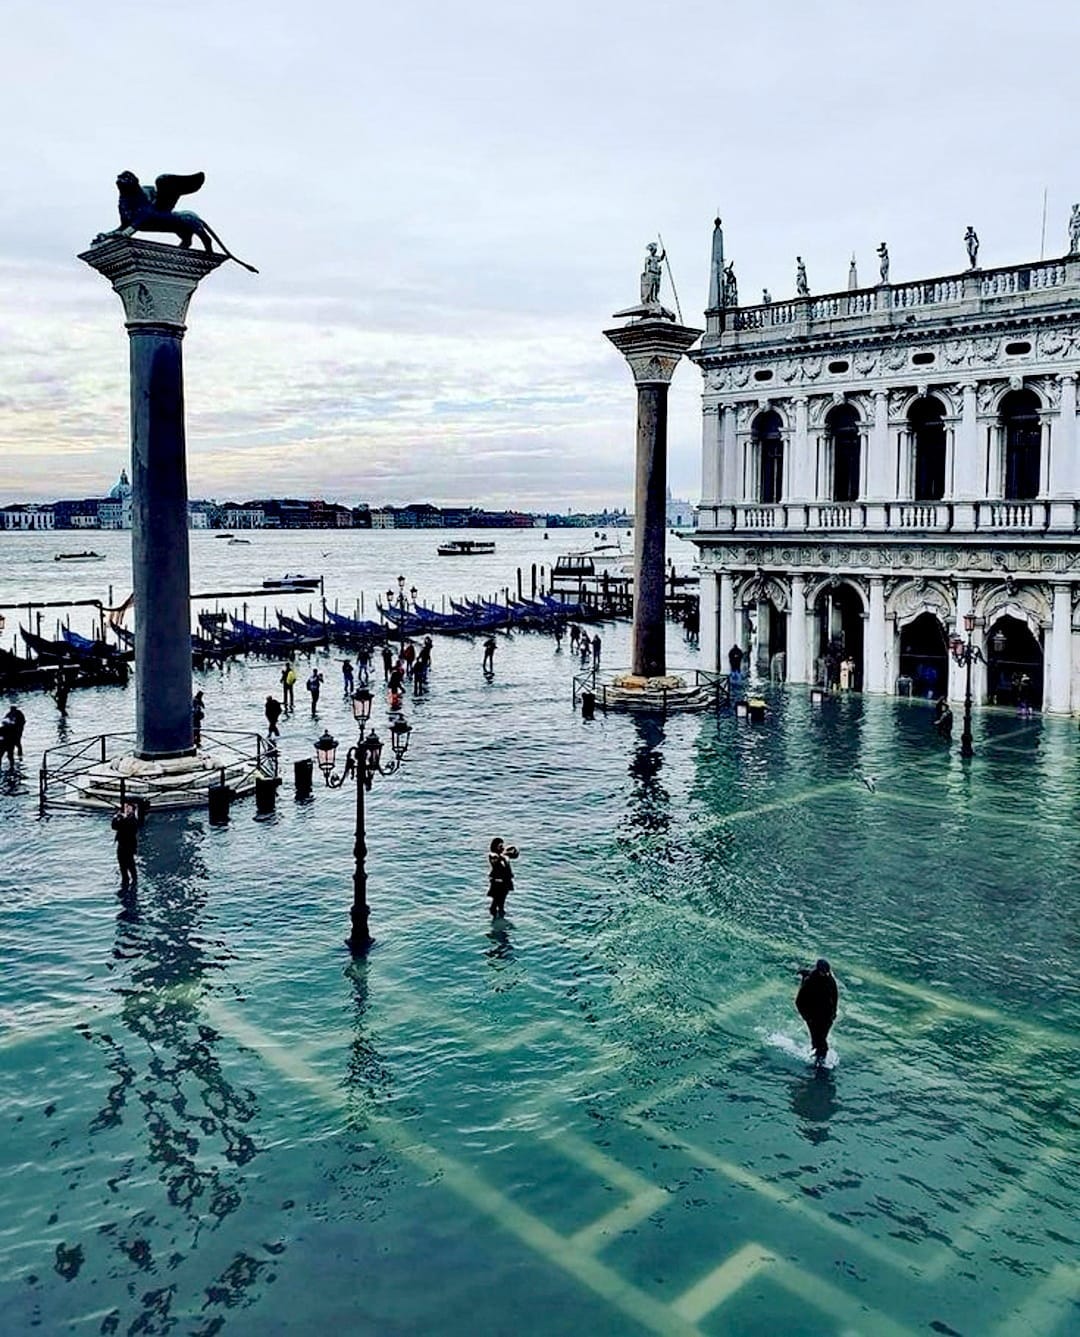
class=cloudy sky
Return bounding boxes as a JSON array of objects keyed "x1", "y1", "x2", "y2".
[{"x1": 2, "y1": 0, "x2": 1078, "y2": 508}]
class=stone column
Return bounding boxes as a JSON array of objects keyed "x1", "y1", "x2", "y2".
[
  {"x1": 787, "y1": 397, "x2": 809, "y2": 529},
  {"x1": 719, "y1": 570, "x2": 735, "y2": 663},
  {"x1": 700, "y1": 405, "x2": 721, "y2": 530},
  {"x1": 699, "y1": 567, "x2": 719, "y2": 671},
  {"x1": 79, "y1": 237, "x2": 226, "y2": 758},
  {"x1": 1049, "y1": 375, "x2": 1076, "y2": 529},
  {"x1": 949, "y1": 582, "x2": 973, "y2": 704},
  {"x1": 787, "y1": 573, "x2": 807, "y2": 683},
  {"x1": 605, "y1": 316, "x2": 702, "y2": 678},
  {"x1": 866, "y1": 578, "x2": 887, "y2": 693},
  {"x1": 952, "y1": 382, "x2": 979, "y2": 532},
  {"x1": 1048, "y1": 581, "x2": 1073, "y2": 714}
]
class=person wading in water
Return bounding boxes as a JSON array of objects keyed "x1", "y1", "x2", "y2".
[
  {"x1": 796, "y1": 959, "x2": 839, "y2": 1065},
  {"x1": 487, "y1": 837, "x2": 518, "y2": 918}
]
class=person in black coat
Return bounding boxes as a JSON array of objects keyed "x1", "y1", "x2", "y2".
[
  {"x1": 796, "y1": 959, "x2": 838, "y2": 1063},
  {"x1": 111, "y1": 802, "x2": 140, "y2": 891}
]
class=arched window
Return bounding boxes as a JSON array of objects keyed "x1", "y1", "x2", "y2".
[
  {"x1": 999, "y1": 389, "x2": 1041, "y2": 500},
  {"x1": 826, "y1": 403, "x2": 860, "y2": 502},
  {"x1": 909, "y1": 396, "x2": 947, "y2": 501},
  {"x1": 752, "y1": 410, "x2": 784, "y2": 504}
]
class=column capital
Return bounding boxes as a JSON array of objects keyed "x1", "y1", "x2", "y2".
[
  {"x1": 604, "y1": 317, "x2": 703, "y2": 386},
  {"x1": 79, "y1": 236, "x2": 227, "y2": 330},
  {"x1": 1058, "y1": 372, "x2": 1078, "y2": 385},
  {"x1": 872, "y1": 388, "x2": 888, "y2": 400}
]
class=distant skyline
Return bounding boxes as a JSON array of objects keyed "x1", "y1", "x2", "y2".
[{"x1": 3, "y1": 1, "x2": 1080, "y2": 506}]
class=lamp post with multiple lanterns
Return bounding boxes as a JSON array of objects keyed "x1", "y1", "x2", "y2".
[
  {"x1": 949, "y1": 612, "x2": 985, "y2": 760},
  {"x1": 384, "y1": 574, "x2": 417, "y2": 654},
  {"x1": 315, "y1": 688, "x2": 412, "y2": 952}
]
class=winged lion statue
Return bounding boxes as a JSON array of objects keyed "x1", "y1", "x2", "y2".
[{"x1": 94, "y1": 171, "x2": 258, "y2": 273}]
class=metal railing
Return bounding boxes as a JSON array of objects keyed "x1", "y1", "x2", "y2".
[
  {"x1": 40, "y1": 729, "x2": 277, "y2": 811},
  {"x1": 572, "y1": 667, "x2": 730, "y2": 715}
]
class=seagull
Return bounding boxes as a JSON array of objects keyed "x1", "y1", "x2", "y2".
[{"x1": 855, "y1": 770, "x2": 877, "y2": 793}]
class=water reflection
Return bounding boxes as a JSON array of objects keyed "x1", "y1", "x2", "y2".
[
  {"x1": 625, "y1": 715, "x2": 670, "y2": 838},
  {"x1": 86, "y1": 815, "x2": 272, "y2": 1329},
  {"x1": 344, "y1": 960, "x2": 392, "y2": 1124},
  {"x1": 790, "y1": 1066, "x2": 839, "y2": 1145}
]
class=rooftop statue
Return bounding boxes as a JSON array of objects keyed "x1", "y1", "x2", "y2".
[
  {"x1": 641, "y1": 242, "x2": 666, "y2": 306},
  {"x1": 1069, "y1": 205, "x2": 1080, "y2": 257},
  {"x1": 93, "y1": 171, "x2": 258, "y2": 273},
  {"x1": 876, "y1": 241, "x2": 889, "y2": 284},
  {"x1": 795, "y1": 256, "x2": 810, "y2": 297},
  {"x1": 722, "y1": 261, "x2": 738, "y2": 308},
  {"x1": 965, "y1": 225, "x2": 979, "y2": 270}
]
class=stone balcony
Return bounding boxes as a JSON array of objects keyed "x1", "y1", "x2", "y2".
[
  {"x1": 696, "y1": 498, "x2": 1080, "y2": 538},
  {"x1": 703, "y1": 257, "x2": 1080, "y2": 349}
]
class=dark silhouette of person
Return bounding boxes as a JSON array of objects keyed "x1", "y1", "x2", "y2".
[
  {"x1": 591, "y1": 634, "x2": 601, "y2": 669},
  {"x1": 0, "y1": 719, "x2": 16, "y2": 772},
  {"x1": 111, "y1": 801, "x2": 140, "y2": 891},
  {"x1": 191, "y1": 690, "x2": 205, "y2": 746},
  {"x1": 728, "y1": 644, "x2": 744, "y2": 674},
  {"x1": 933, "y1": 696, "x2": 953, "y2": 740},
  {"x1": 569, "y1": 624, "x2": 581, "y2": 652},
  {"x1": 381, "y1": 643, "x2": 394, "y2": 683},
  {"x1": 264, "y1": 695, "x2": 283, "y2": 738},
  {"x1": 487, "y1": 837, "x2": 518, "y2": 917},
  {"x1": 482, "y1": 637, "x2": 497, "y2": 674},
  {"x1": 3, "y1": 705, "x2": 26, "y2": 758},
  {"x1": 796, "y1": 959, "x2": 838, "y2": 1064}
]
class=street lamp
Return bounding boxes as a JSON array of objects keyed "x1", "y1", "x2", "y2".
[
  {"x1": 949, "y1": 611, "x2": 984, "y2": 759},
  {"x1": 314, "y1": 688, "x2": 413, "y2": 952},
  {"x1": 385, "y1": 574, "x2": 410, "y2": 654}
]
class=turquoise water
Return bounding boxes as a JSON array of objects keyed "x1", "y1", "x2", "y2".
[{"x1": 1, "y1": 530, "x2": 1078, "y2": 1336}]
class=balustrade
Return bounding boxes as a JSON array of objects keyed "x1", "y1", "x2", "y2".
[
  {"x1": 893, "y1": 503, "x2": 944, "y2": 529},
  {"x1": 713, "y1": 498, "x2": 1071, "y2": 537},
  {"x1": 722, "y1": 258, "x2": 1076, "y2": 337}
]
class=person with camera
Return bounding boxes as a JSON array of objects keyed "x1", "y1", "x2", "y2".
[
  {"x1": 487, "y1": 837, "x2": 518, "y2": 918},
  {"x1": 111, "y1": 801, "x2": 141, "y2": 892}
]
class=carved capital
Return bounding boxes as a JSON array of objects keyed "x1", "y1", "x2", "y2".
[
  {"x1": 604, "y1": 318, "x2": 702, "y2": 386},
  {"x1": 78, "y1": 236, "x2": 226, "y2": 330}
]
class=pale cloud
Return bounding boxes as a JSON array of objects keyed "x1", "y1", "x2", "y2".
[{"x1": 2, "y1": 0, "x2": 1078, "y2": 507}]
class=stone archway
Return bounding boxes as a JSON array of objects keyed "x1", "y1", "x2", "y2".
[
  {"x1": 898, "y1": 611, "x2": 950, "y2": 699},
  {"x1": 808, "y1": 578, "x2": 866, "y2": 689}
]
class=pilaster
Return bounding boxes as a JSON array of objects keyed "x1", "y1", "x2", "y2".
[
  {"x1": 1048, "y1": 581, "x2": 1073, "y2": 714},
  {"x1": 866, "y1": 578, "x2": 887, "y2": 693}
]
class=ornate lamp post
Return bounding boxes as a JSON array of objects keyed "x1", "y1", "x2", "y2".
[
  {"x1": 384, "y1": 574, "x2": 410, "y2": 654},
  {"x1": 314, "y1": 688, "x2": 412, "y2": 952},
  {"x1": 950, "y1": 612, "x2": 984, "y2": 759}
]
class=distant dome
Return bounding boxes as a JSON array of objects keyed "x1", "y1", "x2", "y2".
[{"x1": 109, "y1": 468, "x2": 131, "y2": 499}]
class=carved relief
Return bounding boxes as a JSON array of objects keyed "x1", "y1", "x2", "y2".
[
  {"x1": 802, "y1": 356, "x2": 823, "y2": 380},
  {"x1": 972, "y1": 335, "x2": 1000, "y2": 363},
  {"x1": 977, "y1": 382, "x2": 1004, "y2": 415},
  {"x1": 1036, "y1": 329, "x2": 1068, "y2": 359},
  {"x1": 977, "y1": 585, "x2": 1051, "y2": 632},
  {"x1": 943, "y1": 338, "x2": 970, "y2": 366},
  {"x1": 854, "y1": 350, "x2": 877, "y2": 375},
  {"x1": 883, "y1": 345, "x2": 907, "y2": 371},
  {"x1": 732, "y1": 365, "x2": 751, "y2": 387},
  {"x1": 736, "y1": 573, "x2": 790, "y2": 612},
  {"x1": 1039, "y1": 377, "x2": 1062, "y2": 410},
  {"x1": 886, "y1": 578, "x2": 954, "y2": 628},
  {"x1": 706, "y1": 368, "x2": 729, "y2": 391},
  {"x1": 780, "y1": 360, "x2": 800, "y2": 383},
  {"x1": 887, "y1": 388, "x2": 910, "y2": 417}
]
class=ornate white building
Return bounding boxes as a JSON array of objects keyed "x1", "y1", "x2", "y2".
[{"x1": 690, "y1": 219, "x2": 1080, "y2": 714}]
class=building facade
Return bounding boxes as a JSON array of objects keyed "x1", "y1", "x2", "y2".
[
  {"x1": 691, "y1": 221, "x2": 1080, "y2": 714},
  {"x1": 0, "y1": 504, "x2": 54, "y2": 530}
]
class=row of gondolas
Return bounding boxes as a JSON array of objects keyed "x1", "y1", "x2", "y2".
[{"x1": 0, "y1": 593, "x2": 595, "y2": 691}]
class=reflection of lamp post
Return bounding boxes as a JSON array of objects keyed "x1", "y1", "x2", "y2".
[
  {"x1": 950, "y1": 612, "x2": 984, "y2": 759},
  {"x1": 314, "y1": 688, "x2": 412, "y2": 952}
]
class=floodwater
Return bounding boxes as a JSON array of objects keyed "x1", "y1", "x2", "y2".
[{"x1": 1, "y1": 529, "x2": 1078, "y2": 1336}]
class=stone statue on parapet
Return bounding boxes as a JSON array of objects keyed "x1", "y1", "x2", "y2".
[
  {"x1": 1069, "y1": 205, "x2": 1080, "y2": 256},
  {"x1": 640, "y1": 242, "x2": 666, "y2": 306},
  {"x1": 795, "y1": 256, "x2": 810, "y2": 297},
  {"x1": 92, "y1": 171, "x2": 258, "y2": 273},
  {"x1": 964, "y1": 225, "x2": 979, "y2": 270},
  {"x1": 876, "y1": 242, "x2": 889, "y2": 284},
  {"x1": 762, "y1": 288, "x2": 772, "y2": 305},
  {"x1": 722, "y1": 262, "x2": 738, "y2": 308}
]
